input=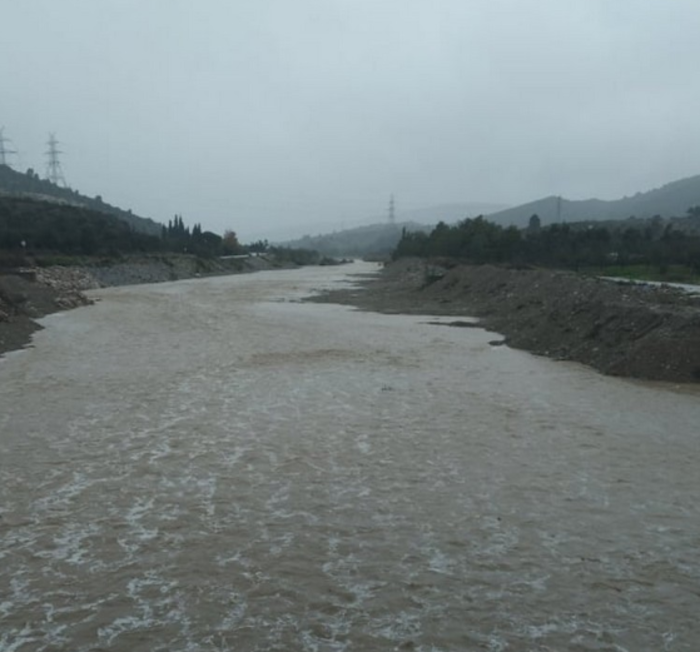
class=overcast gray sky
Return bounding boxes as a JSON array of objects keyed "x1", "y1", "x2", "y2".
[{"x1": 3, "y1": 1, "x2": 700, "y2": 241}]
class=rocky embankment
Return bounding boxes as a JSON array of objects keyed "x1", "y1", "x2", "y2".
[
  {"x1": 0, "y1": 255, "x2": 275, "y2": 356},
  {"x1": 0, "y1": 268, "x2": 92, "y2": 354},
  {"x1": 308, "y1": 259, "x2": 700, "y2": 384}
]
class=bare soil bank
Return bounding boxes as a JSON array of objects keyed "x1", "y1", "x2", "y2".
[{"x1": 307, "y1": 259, "x2": 700, "y2": 384}]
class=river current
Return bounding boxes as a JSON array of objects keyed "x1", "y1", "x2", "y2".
[{"x1": 1, "y1": 262, "x2": 699, "y2": 651}]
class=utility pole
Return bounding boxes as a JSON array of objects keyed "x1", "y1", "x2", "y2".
[
  {"x1": 388, "y1": 194, "x2": 396, "y2": 225},
  {"x1": 0, "y1": 127, "x2": 17, "y2": 167},
  {"x1": 45, "y1": 133, "x2": 66, "y2": 186}
]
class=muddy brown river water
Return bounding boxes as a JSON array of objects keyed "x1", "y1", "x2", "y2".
[{"x1": 1, "y1": 262, "x2": 699, "y2": 651}]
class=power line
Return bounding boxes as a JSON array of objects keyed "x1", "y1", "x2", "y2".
[{"x1": 45, "y1": 132, "x2": 67, "y2": 186}]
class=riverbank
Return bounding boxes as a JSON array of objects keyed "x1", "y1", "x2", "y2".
[
  {"x1": 307, "y1": 258, "x2": 700, "y2": 383},
  {"x1": 0, "y1": 254, "x2": 279, "y2": 356}
]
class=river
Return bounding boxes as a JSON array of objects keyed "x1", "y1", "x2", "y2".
[{"x1": 1, "y1": 262, "x2": 699, "y2": 651}]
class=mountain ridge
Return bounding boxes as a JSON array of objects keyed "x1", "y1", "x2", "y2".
[
  {"x1": 283, "y1": 174, "x2": 700, "y2": 257},
  {"x1": 485, "y1": 174, "x2": 700, "y2": 226}
]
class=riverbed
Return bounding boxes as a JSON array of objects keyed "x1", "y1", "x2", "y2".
[{"x1": 1, "y1": 262, "x2": 699, "y2": 651}]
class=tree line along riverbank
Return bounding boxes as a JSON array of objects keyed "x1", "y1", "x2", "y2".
[{"x1": 394, "y1": 214, "x2": 700, "y2": 284}]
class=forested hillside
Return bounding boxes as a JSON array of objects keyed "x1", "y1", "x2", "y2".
[
  {"x1": 284, "y1": 222, "x2": 422, "y2": 258},
  {"x1": 0, "y1": 164, "x2": 162, "y2": 235},
  {"x1": 0, "y1": 196, "x2": 162, "y2": 258},
  {"x1": 0, "y1": 196, "x2": 239, "y2": 261}
]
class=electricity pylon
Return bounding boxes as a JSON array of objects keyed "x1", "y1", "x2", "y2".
[
  {"x1": 0, "y1": 127, "x2": 17, "y2": 167},
  {"x1": 45, "y1": 133, "x2": 67, "y2": 186}
]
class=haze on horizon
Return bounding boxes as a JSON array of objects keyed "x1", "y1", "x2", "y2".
[{"x1": 4, "y1": 0, "x2": 700, "y2": 242}]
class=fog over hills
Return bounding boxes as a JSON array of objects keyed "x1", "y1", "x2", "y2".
[
  {"x1": 281, "y1": 202, "x2": 508, "y2": 256},
  {"x1": 284, "y1": 175, "x2": 700, "y2": 257},
  {"x1": 372, "y1": 202, "x2": 510, "y2": 227},
  {"x1": 485, "y1": 174, "x2": 700, "y2": 227}
]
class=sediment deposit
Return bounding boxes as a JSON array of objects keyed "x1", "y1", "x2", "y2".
[{"x1": 308, "y1": 259, "x2": 700, "y2": 383}]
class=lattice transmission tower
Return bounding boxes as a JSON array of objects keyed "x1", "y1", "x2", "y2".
[
  {"x1": 388, "y1": 194, "x2": 396, "y2": 225},
  {"x1": 0, "y1": 127, "x2": 17, "y2": 167},
  {"x1": 45, "y1": 133, "x2": 67, "y2": 186}
]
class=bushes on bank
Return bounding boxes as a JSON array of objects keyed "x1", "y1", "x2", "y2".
[{"x1": 394, "y1": 215, "x2": 700, "y2": 279}]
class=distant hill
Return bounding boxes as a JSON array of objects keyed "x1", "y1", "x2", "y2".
[
  {"x1": 383, "y1": 202, "x2": 509, "y2": 225},
  {"x1": 485, "y1": 175, "x2": 700, "y2": 227},
  {"x1": 0, "y1": 164, "x2": 162, "y2": 236},
  {"x1": 343, "y1": 202, "x2": 508, "y2": 231},
  {"x1": 283, "y1": 222, "x2": 426, "y2": 258},
  {"x1": 281, "y1": 202, "x2": 509, "y2": 257}
]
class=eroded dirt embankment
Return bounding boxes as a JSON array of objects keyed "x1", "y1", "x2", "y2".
[{"x1": 308, "y1": 259, "x2": 700, "y2": 383}]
